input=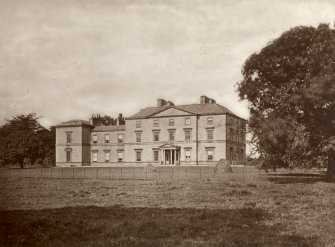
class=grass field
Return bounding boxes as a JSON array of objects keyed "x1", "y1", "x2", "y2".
[{"x1": 0, "y1": 172, "x2": 334, "y2": 246}]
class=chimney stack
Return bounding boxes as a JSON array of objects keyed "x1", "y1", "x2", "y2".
[
  {"x1": 166, "y1": 101, "x2": 175, "y2": 106},
  {"x1": 200, "y1": 95, "x2": 210, "y2": 104},
  {"x1": 157, "y1": 98, "x2": 167, "y2": 107},
  {"x1": 208, "y1": 98, "x2": 216, "y2": 104},
  {"x1": 201, "y1": 95, "x2": 216, "y2": 104}
]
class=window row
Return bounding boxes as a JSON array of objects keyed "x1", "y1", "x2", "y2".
[
  {"x1": 135, "y1": 117, "x2": 214, "y2": 128},
  {"x1": 64, "y1": 148, "x2": 215, "y2": 162},
  {"x1": 146, "y1": 128, "x2": 213, "y2": 142},
  {"x1": 92, "y1": 133, "x2": 124, "y2": 144},
  {"x1": 91, "y1": 150, "x2": 123, "y2": 162}
]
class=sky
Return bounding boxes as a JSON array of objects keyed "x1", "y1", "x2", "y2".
[{"x1": 0, "y1": 0, "x2": 334, "y2": 129}]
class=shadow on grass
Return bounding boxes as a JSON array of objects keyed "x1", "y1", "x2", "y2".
[
  {"x1": 0, "y1": 206, "x2": 317, "y2": 247},
  {"x1": 263, "y1": 173, "x2": 334, "y2": 184}
]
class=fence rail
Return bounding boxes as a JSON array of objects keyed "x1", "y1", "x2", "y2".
[{"x1": 0, "y1": 166, "x2": 324, "y2": 181}]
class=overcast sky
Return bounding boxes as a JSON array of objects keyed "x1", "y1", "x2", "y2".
[{"x1": 0, "y1": 0, "x2": 334, "y2": 128}]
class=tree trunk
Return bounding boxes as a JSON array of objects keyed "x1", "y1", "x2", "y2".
[{"x1": 326, "y1": 149, "x2": 335, "y2": 179}]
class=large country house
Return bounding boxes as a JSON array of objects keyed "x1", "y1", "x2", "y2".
[{"x1": 55, "y1": 96, "x2": 246, "y2": 167}]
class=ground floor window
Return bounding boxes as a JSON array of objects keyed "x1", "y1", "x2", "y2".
[
  {"x1": 66, "y1": 150, "x2": 71, "y2": 162},
  {"x1": 207, "y1": 150, "x2": 214, "y2": 161},
  {"x1": 185, "y1": 149, "x2": 191, "y2": 161},
  {"x1": 104, "y1": 151, "x2": 110, "y2": 162},
  {"x1": 118, "y1": 151, "x2": 123, "y2": 162},
  {"x1": 92, "y1": 151, "x2": 98, "y2": 162},
  {"x1": 153, "y1": 150, "x2": 159, "y2": 162},
  {"x1": 136, "y1": 150, "x2": 142, "y2": 162}
]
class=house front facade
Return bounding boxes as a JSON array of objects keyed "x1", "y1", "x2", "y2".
[{"x1": 55, "y1": 96, "x2": 246, "y2": 167}]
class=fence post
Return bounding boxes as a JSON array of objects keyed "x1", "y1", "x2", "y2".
[
  {"x1": 134, "y1": 167, "x2": 135, "y2": 179},
  {"x1": 8, "y1": 168, "x2": 10, "y2": 178},
  {"x1": 30, "y1": 168, "x2": 31, "y2": 178},
  {"x1": 40, "y1": 168, "x2": 42, "y2": 178},
  {"x1": 186, "y1": 167, "x2": 188, "y2": 179},
  {"x1": 159, "y1": 168, "x2": 160, "y2": 179},
  {"x1": 96, "y1": 167, "x2": 98, "y2": 179},
  {"x1": 51, "y1": 168, "x2": 53, "y2": 178},
  {"x1": 200, "y1": 166, "x2": 202, "y2": 180},
  {"x1": 109, "y1": 167, "x2": 111, "y2": 179},
  {"x1": 62, "y1": 167, "x2": 64, "y2": 178},
  {"x1": 243, "y1": 166, "x2": 245, "y2": 181},
  {"x1": 172, "y1": 167, "x2": 174, "y2": 180},
  {"x1": 121, "y1": 167, "x2": 123, "y2": 179},
  {"x1": 146, "y1": 168, "x2": 148, "y2": 180},
  {"x1": 84, "y1": 167, "x2": 86, "y2": 179}
]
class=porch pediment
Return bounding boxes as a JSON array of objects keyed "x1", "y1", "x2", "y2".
[{"x1": 159, "y1": 143, "x2": 181, "y2": 150}]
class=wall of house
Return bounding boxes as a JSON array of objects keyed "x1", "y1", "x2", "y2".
[
  {"x1": 225, "y1": 115, "x2": 246, "y2": 163},
  {"x1": 90, "y1": 130, "x2": 125, "y2": 164},
  {"x1": 56, "y1": 126, "x2": 83, "y2": 166}
]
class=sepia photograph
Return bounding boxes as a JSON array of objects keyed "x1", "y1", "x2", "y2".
[{"x1": 0, "y1": 0, "x2": 334, "y2": 246}]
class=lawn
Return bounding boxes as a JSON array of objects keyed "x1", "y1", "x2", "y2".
[{"x1": 0, "y1": 173, "x2": 334, "y2": 246}]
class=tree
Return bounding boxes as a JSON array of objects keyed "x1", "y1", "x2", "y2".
[
  {"x1": 0, "y1": 113, "x2": 55, "y2": 167},
  {"x1": 237, "y1": 24, "x2": 335, "y2": 178}
]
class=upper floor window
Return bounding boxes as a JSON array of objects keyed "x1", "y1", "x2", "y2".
[
  {"x1": 66, "y1": 132, "x2": 72, "y2": 143},
  {"x1": 184, "y1": 129, "x2": 191, "y2": 141},
  {"x1": 207, "y1": 117, "x2": 214, "y2": 125},
  {"x1": 153, "y1": 119, "x2": 159, "y2": 127},
  {"x1": 169, "y1": 119, "x2": 175, "y2": 126},
  {"x1": 118, "y1": 133, "x2": 123, "y2": 144},
  {"x1": 153, "y1": 130, "x2": 160, "y2": 142},
  {"x1": 104, "y1": 134, "x2": 110, "y2": 143},
  {"x1": 185, "y1": 118, "x2": 191, "y2": 125},
  {"x1": 136, "y1": 121, "x2": 142, "y2": 128},
  {"x1": 207, "y1": 128, "x2": 214, "y2": 140},
  {"x1": 136, "y1": 131, "x2": 142, "y2": 143},
  {"x1": 168, "y1": 130, "x2": 175, "y2": 141},
  {"x1": 92, "y1": 134, "x2": 98, "y2": 144}
]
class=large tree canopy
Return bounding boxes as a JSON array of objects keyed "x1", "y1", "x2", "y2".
[
  {"x1": 237, "y1": 24, "x2": 335, "y2": 177},
  {"x1": 0, "y1": 113, "x2": 55, "y2": 167}
]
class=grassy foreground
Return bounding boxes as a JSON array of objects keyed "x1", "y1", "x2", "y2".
[{"x1": 0, "y1": 174, "x2": 334, "y2": 246}]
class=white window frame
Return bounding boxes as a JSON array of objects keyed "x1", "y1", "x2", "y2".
[
  {"x1": 92, "y1": 134, "x2": 98, "y2": 144},
  {"x1": 153, "y1": 131, "x2": 159, "y2": 142},
  {"x1": 66, "y1": 150, "x2": 71, "y2": 162},
  {"x1": 105, "y1": 134, "x2": 110, "y2": 144},
  {"x1": 207, "y1": 149, "x2": 214, "y2": 161},
  {"x1": 118, "y1": 133, "x2": 123, "y2": 144},
  {"x1": 117, "y1": 151, "x2": 123, "y2": 162},
  {"x1": 169, "y1": 119, "x2": 175, "y2": 126},
  {"x1": 104, "y1": 151, "x2": 110, "y2": 162},
  {"x1": 136, "y1": 150, "x2": 142, "y2": 162},
  {"x1": 66, "y1": 132, "x2": 72, "y2": 144},
  {"x1": 207, "y1": 117, "x2": 214, "y2": 125},
  {"x1": 92, "y1": 151, "x2": 98, "y2": 162},
  {"x1": 153, "y1": 119, "x2": 159, "y2": 127},
  {"x1": 153, "y1": 150, "x2": 159, "y2": 162},
  {"x1": 185, "y1": 149, "x2": 191, "y2": 161},
  {"x1": 136, "y1": 132, "x2": 142, "y2": 143},
  {"x1": 136, "y1": 120, "x2": 142, "y2": 128}
]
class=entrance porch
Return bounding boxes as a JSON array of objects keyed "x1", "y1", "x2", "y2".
[{"x1": 159, "y1": 144, "x2": 181, "y2": 165}]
